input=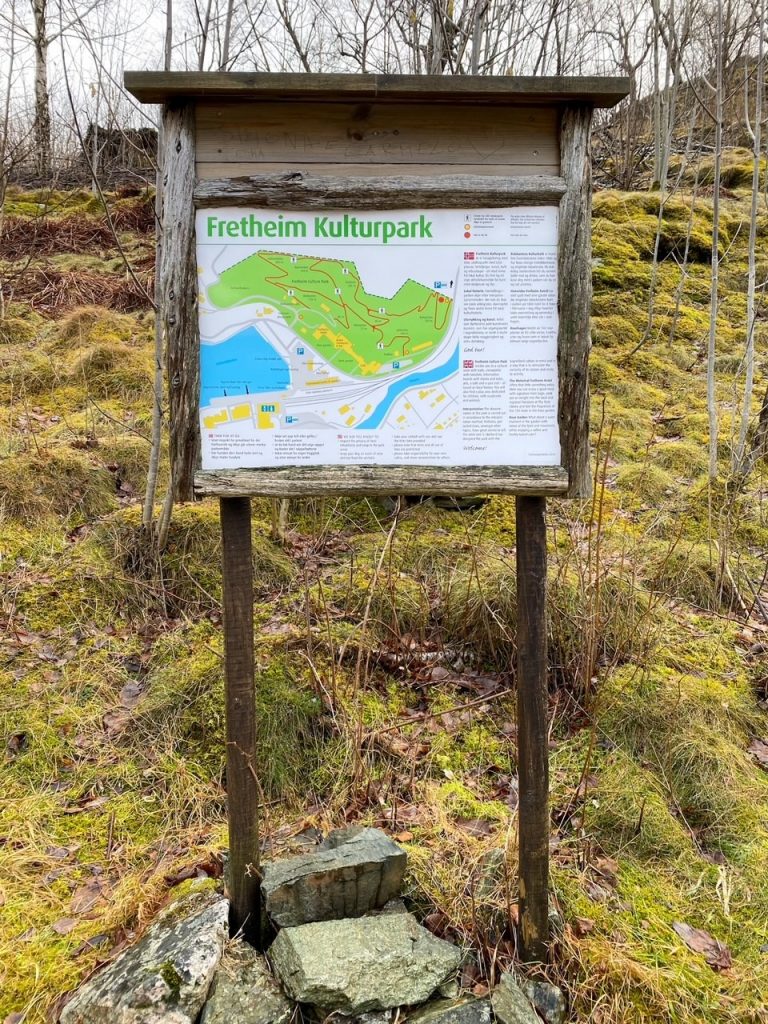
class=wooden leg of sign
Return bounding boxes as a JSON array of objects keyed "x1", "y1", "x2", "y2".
[
  {"x1": 515, "y1": 495, "x2": 550, "y2": 964},
  {"x1": 220, "y1": 496, "x2": 262, "y2": 947}
]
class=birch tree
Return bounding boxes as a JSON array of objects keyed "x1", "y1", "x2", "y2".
[{"x1": 733, "y1": 0, "x2": 765, "y2": 475}]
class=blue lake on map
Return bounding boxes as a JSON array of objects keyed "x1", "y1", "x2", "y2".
[
  {"x1": 200, "y1": 326, "x2": 290, "y2": 401},
  {"x1": 357, "y1": 344, "x2": 460, "y2": 429}
]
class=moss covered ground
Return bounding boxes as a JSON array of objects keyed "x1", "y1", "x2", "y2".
[{"x1": 1, "y1": 180, "x2": 768, "y2": 1023}]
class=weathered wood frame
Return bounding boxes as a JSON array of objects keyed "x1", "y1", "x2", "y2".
[
  {"x1": 135, "y1": 73, "x2": 623, "y2": 502},
  {"x1": 156, "y1": 101, "x2": 198, "y2": 501},
  {"x1": 190, "y1": 154, "x2": 591, "y2": 498}
]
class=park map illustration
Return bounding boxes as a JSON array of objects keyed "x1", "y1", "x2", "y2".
[{"x1": 196, "y1": 207, "x2": 560, "y2": 469}]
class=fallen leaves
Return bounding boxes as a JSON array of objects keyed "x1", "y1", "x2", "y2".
[
  {"x1": 372, "y1": 731, "x2": 431, "y2": 760},
  {"x1": 119, "y1": 681, "x2": 144, "y2": 709},
  {"x1": 5, "y1": 731, "x2": 29, "y2": 759},
  {"x1": 571, "y1": 916, "x2": 595, "y2": 937},
  {"x1": 70, "y1": 878, "x2": 110, "y2": 915},
  {"x1": 63, "y1": 793, "x2": 109, "y2": 815},
  {"x1": 672, "y1": 921, "x2": 732, "y2": 971},
  {"x1": 51, "y1": 917, "x2": 79, "y2": 935},
  {"x1": 455, "y1": 817, "x2": 495, "y2": 837},
  {"x1": 748, "y1": 737, "x2": 768, "y2": 767},
  {"x1": 102, "y1": 709, "x2": 132, "y2": 738},
  {"x1": 164, "y1": 853, "x2": 224, "y2": 888},
  {"x1": 72, "y1": 933, "x2": 111, "y2": 957}
]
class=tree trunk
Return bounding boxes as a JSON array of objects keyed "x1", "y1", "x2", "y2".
[
  {"x1": 707, "y1": 3, "x2": 724, "y2": 483},
  {"x1": 733, "y1": 10, "x2": 764, "y2": 474},
  {"x1": 32, "y1": 0, "x2": 51, "y2": 179}
]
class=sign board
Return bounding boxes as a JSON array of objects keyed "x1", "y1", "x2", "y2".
[
  {"x1": 196, "y1": 206, "x2": 560, "y2": 472},
  {"x1": 125, "y1": 70, "x2": 630, "y2": 959},
  {"x1": 123, "y1": 72, "x2": 630, "y2": 499}
]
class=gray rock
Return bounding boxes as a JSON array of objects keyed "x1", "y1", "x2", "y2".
[
  {"x1": 60, "y1": 891, "x2": 228, "y2": 1024},
  {"x1": 476, "y1": 849, "x2": 507, "y2": 898},
  {"x1": 268, "y1": 912, "x2": 461, "y2": 1013},
  {"x1": 379, "y1": 898, "x2": 408, "y2": 916},
  {"x1": 521, "y1": 981, "x2": 566, "y2": 1024},
  {"x1": 407, "y1": 997, "x2": 492, "y2": 1024},
  {"x1": 547, "y1": 902, "x2": 564, "y2": 939},
  {"x1": 490, "y1": 973, "x2": 540, "y2": 1024},
  {"x1": 348, "y1": 1012, "x2": 393, "y2": 1024},
  {"x1": 200, "y1": 940, "x2": 292, "y2": 1024},
  {"x1": 261, "y1": 827, "x2": 406, "y2": 927}
]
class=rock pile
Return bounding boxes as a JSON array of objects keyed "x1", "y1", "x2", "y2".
[{"x1": 59, "y1": 827, "x2": 565, "y2": 1024}]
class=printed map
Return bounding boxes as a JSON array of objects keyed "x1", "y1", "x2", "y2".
[{"x1": 196, "y1": 206, "x2": 560, "y2": 469}]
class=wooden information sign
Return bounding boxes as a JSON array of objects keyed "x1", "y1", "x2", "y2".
[{"x1": 126, "y1": 71, "x2": 629, "y2": 960}]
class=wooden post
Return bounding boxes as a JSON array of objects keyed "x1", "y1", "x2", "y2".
[
  {"x1": 158, "y1": 100, "x2": 200, "y2": 502},
  {"x1": 220, "y1": 497, "x2": 262, "y2": 947},
  {"x1": 558, "y1": 104, "x2": 594, "y2": 498},
  {"x1": 516, "y1": 495, "x2": 550, "y2": 963}
]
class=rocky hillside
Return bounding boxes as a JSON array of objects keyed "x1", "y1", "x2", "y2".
[{"x1": 1, "y1": 174, "x2": 767, "y2": 1024}]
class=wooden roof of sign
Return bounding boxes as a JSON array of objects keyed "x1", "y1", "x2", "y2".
[{"x1": 124, "y1": 71, "x2": 629, "y2": 108}]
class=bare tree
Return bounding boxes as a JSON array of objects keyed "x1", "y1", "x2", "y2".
[
  {"x1": 733, "y1": 0, "x2": 765, "y2": 474},
  {"x1": 0, "y1": 0, "x2": 106, "y2": 178},
  {"x1": 706, "y1": 0, "x2": 725, "y2": 482}
]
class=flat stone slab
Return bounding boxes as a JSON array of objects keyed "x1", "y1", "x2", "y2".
[
  {"x1": 261, "y1": 826, "x2": 406, "y2": 927},
  {"x1": 407, "y1": 997, "x2": 492, "y2": 1024},
  {"x1": 60, "y1": 891, "x2": 228, "y2": 1024},
  {"x1": 200, "y1": 940, "x2": 292, "y2": 1024},
  {"x1": 490, "y1": 973, "x2": 540, "y2": 1024},
  {"x1": 269, "y1": 912, "x2": 462, "y2": 1014}
]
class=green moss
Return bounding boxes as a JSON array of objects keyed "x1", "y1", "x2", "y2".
[
  {"x1": 645, "y1": 540, "x2": 728, "y2": 610},
  {"x1": 435, "y1": 780, "x2": 508, "y2": 822},
  {"x1": 0, "y1": 346, "x2": 59, "y2": 401},
  {"x1": 440, "y1": 548, "x2": 657, "y2": 681},
  {"x1": 106, "y1": 434, "x2": 157, "y2": 492},
  {"x1": 69, "y1": 342, "x2": 152, "y2": 400},
  {"x1": 591, "y1": 315, "x2": 643, "y2": 350},
  {"x1": 616, "y1": 463, "x2": 675, "y2": 504},
  {"x1": 158, "y1": 961, "x2": 182, "y2": 1002},
  {"x1": 134, "y1": 638, "x2": 328, "y2": 802},
  {"x1": 0, "y1": 314, "x2": 44, "y2": 345},
  {"x1": 601, "y1": 647, "x2": 767, "y2": 850},
  {"x1": 320, "y1": 536, "x2": 432, "y2": 644},
  {"x1": 54, "y1": 305, "x2": 151, "y2": 348},
  {"x1": 650, "y1": 441, "x2": 708, "y2": 478},
  {"x1": 588, "y1": 749, "x2": 694, "y2": 860},
  {"x1": 0, "y1": 447, "x2": 116, "y2": 522},
  {"x1": 98, "y1": 503, "x2": 294, "y2": 616}
]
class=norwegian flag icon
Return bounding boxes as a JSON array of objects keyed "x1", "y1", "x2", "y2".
[
  {"x1": 464, "y1": 252, "x2": 475, "y2": 260},
  {"x1": 463, "y1": 360, "x2": 474, "y2": 369}
]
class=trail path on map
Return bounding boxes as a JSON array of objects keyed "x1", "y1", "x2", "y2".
[{"x1": 208, "y1": 251, "x2": 453, "y2": 379}]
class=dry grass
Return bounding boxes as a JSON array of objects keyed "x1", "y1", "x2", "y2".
[
  {"x1": 2, "y1": 265, "x2": 153, "y2": 314},
  {"x1": 0, "y1": 215, "x2": 118, "y2": 260}
]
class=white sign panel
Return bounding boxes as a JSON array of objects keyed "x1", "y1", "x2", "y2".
[{"x1": 195, "y1": 207, "x2": 560, "y2": 469}]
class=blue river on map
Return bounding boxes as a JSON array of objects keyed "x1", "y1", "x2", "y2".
[
  {"x1": 200, "y1": 326, "x2": 290, "y2": 400},
  {"x1": 357, "y1": 343, "x2": 460, "y2": 429}
]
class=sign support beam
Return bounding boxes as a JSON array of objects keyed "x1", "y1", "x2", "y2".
[
  {"x1": 220, "y1": 496, "x2": 263, "y2": 946},
  {"x1": 516, "y1": 495, "x2": 550, "y2": 963}
]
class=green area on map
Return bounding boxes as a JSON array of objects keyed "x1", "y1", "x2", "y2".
[{"x1": 207, "y1": 250, "x2": 453, "y2": 379}]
